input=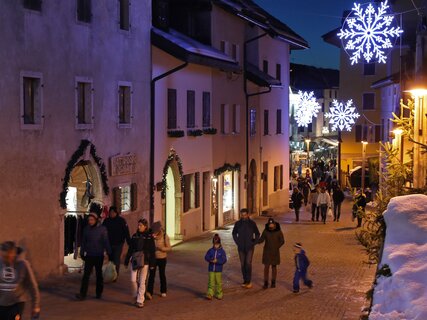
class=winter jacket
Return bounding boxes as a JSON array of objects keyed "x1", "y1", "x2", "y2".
[
  {"x1": 332, "y1": 189, "x2": 345, "y2": 204},
  {"x1": 103, "y1": 216, "x2": 131, "y2": 246},
  {"x1": 295, "y1": 250, "x2": 310, "y2": 273},
  {"x1": 316, "y1": 192, "x2": 331, "y2": 207},
  {"x1": 258, "y1": 223, "x2": 285, "y2": 265},
  {"x1": 232, "y1": 218, "x2": 260, "y2": 252},
  {"x1": 125, "y1": 231, "x2": 156, "y2": 268},
  {"x1": 154, "y1": 230, "x2": 172, "y2": 259},
  {"x1": 309, "y1": 191, "x2": 319, "y2": 205},
  {"x1": 291, "y1": 191, "x2": 304, "y2": 209},
  {"x1": 0, "y1": 250, "x2": 40, "y2": 309},
  {"x1": 81, "y1": 223, "x2": 111, "y2": 257},
  {"x1": 205, "y1": 246, "x2": 227, "y2": 272}
]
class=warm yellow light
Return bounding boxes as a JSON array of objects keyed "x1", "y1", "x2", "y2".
[
  {"x1": 406, "y1": 88, "x2": 427, "y2": 97},
  {"x1": 305, "y1": 139, "x2": 311, "y2": 144},
  {"x1": 393, "y1": 128, "x2": 403, "y2": 135},
  {"x1": 361, "y1": 141, "x2": 368, "y2": 145}
]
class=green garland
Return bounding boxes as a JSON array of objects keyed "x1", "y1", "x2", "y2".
[
  {"x1": 214, "y1": 163, "x2": 241, "y2": 177},
  {"x1": 202, "y1": 127, "x2": 217, "y2": 135},
  {"x1": 59, "y1": 139, "x2": 109, "y2": 209},
  {"x1": 161, "y1": 149, "x2": 184, "y2": 198},
  {"x1": 187, "y1": 129, "x2": 203, "y2": 137},
  {"x1": 167, "y1": 130, "x2": 185, "y2": 138}
]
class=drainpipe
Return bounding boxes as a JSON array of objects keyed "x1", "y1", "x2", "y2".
[{"x1": 150, "y1": 62, "x2": 188, "y2": 225}]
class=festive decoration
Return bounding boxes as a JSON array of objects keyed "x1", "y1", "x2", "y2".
[
  {"x1": 338, "y1": 0, "x2": 403, "y2": 65},
  {"x1": 294, "y1": 91, "x2": 321, "y2": 127},
  {"x1": 187, "y1": 129, "x2": 204, "y2": 137},
  {"x1": 167, "y1": 130, "x2": 185, "y2": 138},
  {"x1": 214, "y1": 163, "x2": 241, "y2": 177},
  {"x1": 60, "y1": 140, "x2": 109, "y2": 209},
  {"x1": 202, "y1": 127, "x2": 217, "y2": 135},
  {"x1": 161, "y1": 148, "x2": 184, "y2": 199},
  {"x1": 324, "y1": 99, "x2": 360, "y2": 132}
]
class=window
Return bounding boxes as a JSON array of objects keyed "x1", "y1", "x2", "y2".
[
  {"x1": 23, "y1": 0, "x2": 41, "y2": 11},
  {"x1": 113, "y1": 183, "x2": 137, "y2": 213},
  {"x1": 274, "y1": 165, "x2": 283, "y2": 191},
  {"x1": 202, "y1": 92, "x2": 211, "y2": 127},
  {"x1": 231, "y1": 104, "x2": 240, "y2": 133},
  {"x1": 276, "y1": 109, "x2": 282, "y2": 134},
  {"x1": 250, "y1": 108, "x2": 256, "y2": 136},
  {"x1": 118, "y1": 83, "x2": 132, "y2": 126},
  {"x1": 264, "y1": 110, "x2": 269, "y2": 135},
  {"x1": 187, "y1": 90, "x2": 195, "y2": 128},
  {"x1": 263, "y1": 60, "x2": 268, "y2": 74},
  {"x1": 321, "y1": 103, "x2": 325, "y2": 113},
  {"x1": 329, "y1": 90, "x2": 332, "y2": 98},
  {"x1": 220, "y1": 40, "x2": 228, "y2": 54},
  {"x1": 355, "y1": 125, "x2": 362, "y2": 142},
  {"x1": 152, "y1": 0, "x2": 169, "y2": 30},
  {"x1": 381, "y1": 119, "x2": 385, "y2": 141},
  {"x1": 167, "y1": 89, "x2": 177, "y2": 129},
  {"x1": 184, "y1": 173, "x2": 199, "y2": 212},
  {"x1": 21, "y1": 72, "x2": 43, "y2": 129},
  {"x1": 77, "y1": 0, "x2": 92, "y2": 23},
  {"x1": 363, "y1": 93, "x2": 375, "y2": 110},
  {"x1": 308, "y1": 123, "x2": 312, "y2": 133},
  {"x1": 119, "y1": 0, "x2": 130, "y2": 30},
  {"x1": 363, "y1": 63, "x2": 376, "y2": 76},
  {"x1": 120, "y1": 185, "x2": 131, "y2": 212},
  {"x1": 375, "y1": 125, "x2": 381, "y2": 142},
  {"x1": 276, "y1": 64, "x2": 281, "y2": 81},
  {"x1": 75, "y1": 79, "x2": 93, "y2": 129},
  {"x1": 231, "y1": 44, "x2": 239, "y2": 62},
  {"x1": 221, "y1": 104, "x2": 229, "y2": 134}
]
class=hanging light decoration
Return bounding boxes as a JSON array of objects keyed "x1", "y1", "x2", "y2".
[
  {"x1": 324, "y1": 99, "x2": 360, "y2": 132},
  {"x1": 294, "y1": 91, "x2": 321, "y2": 127}
]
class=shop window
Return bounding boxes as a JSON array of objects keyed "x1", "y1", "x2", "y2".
[
  {"x1": 118, "y1": 83, "x2": 132, "y2": 127},
  {"x1": 23, "y1": 0, "x2": 41, "y2": 11},
  {"x1": 187, "y1": 90, "x2": 195, "y2": 128},
  {"x1": 119, "y1": 0, "x2": 130, "y2": 31},
  {"x1": 184, "y1": 173, "x2": 198, "y2": 212},
  {"x1": 276, "y1": 64, "x2": 281, "y2": 81},
  {"x1": 221, "y1": 104, "x2": 229, "y2": 134},
  {"x1": 202, "y1": 92, "x2": 211, "y2": 127},
  {"x1": 167, "y1": 88, "x2": 177, "y2": 129},
  {"x1": 276, "y1": 109, "x2": 282, "y2": 134},
  {"x1": 363, "y1": 93, "x2": 375, "y2": 110},
  {"x1": 77, "y1": 0, "x2": 92, "y2": 23},
  {"x1": 250, "y1": 108, "x2": 256, "y2": 136},
  {"x1": 75, "y1": 78, "x2": 93, "y2": 129},
  {"x1": 264, "y1": 110, "x2": 269, "y2": 135},
  {"x1": 222, "y1": 172, "x2": 233, "y2": 212},
  {"x1": 21, "y1": 72, "x2": 43, "y2": 129},
  {"x1": 231, "y1": 104, "x2": 240, "y2": 134}
]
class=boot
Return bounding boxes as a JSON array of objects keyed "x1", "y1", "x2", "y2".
[
  {"x1": 263, "y1": 281, "x2": 268, "y2": 289},
  {"x1": 270, "y1": 280, "x2": 276, "y2": 288}
]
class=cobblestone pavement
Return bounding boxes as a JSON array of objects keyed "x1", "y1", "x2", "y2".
[{"x1": 33, "y1": 199, "x2": 375, "y2": 320}]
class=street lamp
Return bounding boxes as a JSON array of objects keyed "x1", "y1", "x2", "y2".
[
  {"x1": 361, "y1": 141, "x2": 368, "y2": 191},
  {"x1": 305, "y1": 138, "x2": 311, "y2": 168}
]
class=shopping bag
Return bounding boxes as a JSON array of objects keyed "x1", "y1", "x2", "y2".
[
  {"x1": 102, "y1": 261, "x2": 117, "y2": 283},
  {"x1": 327, "y1": 207, "x2": 333, "y2": 217}
]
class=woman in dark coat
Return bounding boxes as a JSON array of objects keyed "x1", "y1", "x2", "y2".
[{"x1": 258, "y1": 218, "x2": 285, "y2": 289}]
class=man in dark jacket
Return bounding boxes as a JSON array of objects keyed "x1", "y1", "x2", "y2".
[
  {"x1": 332, "y1": 186, "x2": 345, "y2": 222},
  {"x1": 232, "y1": 208, "x2": 260, "y2": 289},
  {"x1": 103, "y1": 206, "x2": 130, "y2": 277},
  {"x1": 291, "y1": 188, "x2": 304, "y2": 222},
  {"x1": 76, "y1": 209, "x2": 111, "y2": 301}
]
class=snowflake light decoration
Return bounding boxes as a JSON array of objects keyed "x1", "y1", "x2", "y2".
[
  {"x1": 294, "y1": 91, "x2": 321, "y2": 127},
  {"x1": 338, "y1": 0, "x2": 403, "y2": 65},
  {"x1": 324, "y1": 99, "x2": 360, "y2": 132}
]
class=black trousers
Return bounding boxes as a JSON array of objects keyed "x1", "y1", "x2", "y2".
[
  {"x1": 147, "y1": 258, "x2": 167, "y2": 294},
  {"x1": 319, "y1": 204, "x2": 328, "y2": 222},
  {"x1": 0, "y1": 302, "x2": 25, "y2": 320},
  {"x1": 109, "y1": 244, "x2": 124, "y2": 275},
  {"x1": 80, "y1": 256, "x2": 104, "y2": 297},
  {"x1": 333, "y1": 202, "x2": 342, "y2": 220},
  {"x1": 311, "y1": 204, "x2": 319, "y2": 221}
]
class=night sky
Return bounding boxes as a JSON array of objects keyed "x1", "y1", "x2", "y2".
[{"x1": 255, "y1": 0, "x2": 358, "y2": 69}]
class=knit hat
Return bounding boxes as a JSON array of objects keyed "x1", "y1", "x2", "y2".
[
  {"x1": 212, "y1": 234, "x2": 221, "y2": 244},
  {"x1": 151, "y1": 221, "x2": 162, "y2": 234},
  {"x1": 267, "y1": 218, "x2": 275, "y2": 225},
  {"x1": 294, "y1": 242, "x2": 303, "y2": 249}
]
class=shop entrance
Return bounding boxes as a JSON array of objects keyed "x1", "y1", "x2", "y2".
[{"x1": 164, "y1": 161, "x2": 182, "y2": 241}]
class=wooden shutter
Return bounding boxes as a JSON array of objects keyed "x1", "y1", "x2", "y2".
[
  {"x1": 113, "y1": 187, "x2": 122, "y2": 213},
  {"x1": 355, "y1": 125, "x2": 362, "y2": 142},
  {"x1": 187, "y1": 90, "x2": 195, "y2": 128},
  {"x1": 280, "y1": 165, "x2": 283, "y2": 190},
  {"x1": 202, "y1": 92, "x2": 210, "y2": 127},
  {"x1": 130, "y1": 183, "x2": 137, "y2": 211},
  {"x1": 276, "y1": 109, "x2": 282, "y2": 134},
  {"x1": 195, "y1": 172, "x2": 200, "y2": 208},
  {"x1": 375, "y1": 125, "x2": 381, "y2": 142},
  {"x1": 264, "y1": 110, "x2": 269, "y2": 135},
  {"x1": 183, "y1": 175, "x2": 190, "y2": 212},
  {"x1": 167, "y1": 89, "x2": 177, "y2": 129},
  {"x1": 119, "y1": 0, "x2": 130, "y2": 30}
]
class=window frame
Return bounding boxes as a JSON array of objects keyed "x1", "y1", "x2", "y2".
[
  {"x1": 186, "y1": 90, "x2": 195, "y2": 129},
  {"x1": 167, "y1": 88, "x2": 177, "y2": 130},
  {"x1": 75, "y1": 76, "x2": 94, "y2": 130},
  {"x1": 20, "y1": 71, "x2": 44, "y2": 130},
  {"x1": 276, "y1": 63, "x2": 281, "y2": 81},
  {"x1": 363, "y1": 63, "x2": 376, "y2": 76},
  {"x1": 76, "y1": 0, "x2": 92, "y2": 23},
  {"x1": 276, "y1": 109, "x2": 282, "y2": 134},
  {"x1": 202, "y1": 91, "x2": 211, "y2": 128},
  {"x1": 263, "y1": 109, "x2": 269, "y2": 136},
  {"x1": 117, "y1": 81, "x2": 133, "y2": 128},
  {"x1": 119, "y1": 0, "x2": 130, "y2": 31},
  {"x1": 362, "y1": 92, "x2": 375, "y2": 110}
]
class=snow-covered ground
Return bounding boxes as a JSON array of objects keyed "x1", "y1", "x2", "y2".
[{"x1": 370, "y1": 194, "x2": 427, "y2": 320}]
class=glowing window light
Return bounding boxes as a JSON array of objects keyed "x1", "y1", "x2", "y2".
[
  {"x1": 324, "y1": 99, "x2": 360, "y2": 132},
  {"x1": 294, "y1": 91, "x2": 321, "y2": 127}
]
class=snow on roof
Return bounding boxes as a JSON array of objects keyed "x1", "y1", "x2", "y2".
[{"x1": 370, "y1": 194, "x2": 427, "y2": 319}]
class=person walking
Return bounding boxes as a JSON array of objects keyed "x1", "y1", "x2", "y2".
[
  {"x1": 146, "y1": 221, "x2": 171, "y2": 300},
  {"x1": 232, "y1": 208, "x2": 260, "y2": 289},
  {"x1": 204, "y1": 234, "x2": 227, "y2": 300},
  {"x1": 291, "y1": 188, "x2": 304, "y2": 222},
  {"x1": 76, "y1": 208, "x2": 111, "y2": 300},
  {"x1": 258, "y1": 218, "x2": 285, "y2": 289},
  {"x1": 332, "y1": 186, "x2": 345, "y2": 222},
  {"x1": 292, "y1": 243, "x2": 313, "y2": 293},
  {"x1": 316, "y1": 187, "x2": 331, "y2": 224},
  {"x1": 103, "y1": 206, "x2": 131, "y2": 277},
  {"x1": 353, "y1": 190, "x2": 367, "y2": 228},
  {"x1": 125, "y1": 219, "x2": 156, "y2": 308},
  {"x1": 309, "y1": 186, "x2": 320, "y2": 221},
  {"x1": 0, "y1": 241, "x2": 40, "y2": 320}
]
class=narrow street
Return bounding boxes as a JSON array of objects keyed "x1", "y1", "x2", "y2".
[{"x1": 36, "y1": 199, "x2": 375, "y2": 320}]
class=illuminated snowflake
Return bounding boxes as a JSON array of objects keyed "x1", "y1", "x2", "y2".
[
  {"x1": 324, "y1": 99, "x2": 359, "y2": 132},
  {"x1": 338, "y1": 0, "x2": 403, "y2": 65},
  {"x1": 294, "y1": 91, "x2": 321, "y2": 127}
]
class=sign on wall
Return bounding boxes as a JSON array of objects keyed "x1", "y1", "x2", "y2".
[{"x1": 110, "y1": 154, "x2": 137, "y2": 176}]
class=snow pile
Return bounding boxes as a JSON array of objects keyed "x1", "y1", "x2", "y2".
[{"x1": 370, "y1": 194, "x2": 427, "y2": 320}]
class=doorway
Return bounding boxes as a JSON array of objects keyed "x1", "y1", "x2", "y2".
[
  {"x1": 202, "y1": 172, "x2": 211, "y2": 231},
  {"x1": 164, "y1": 160, "x2": 182, "y2": 241},
  {"x1": 262, "y1": 161, "x2": 268, "y2": 207}
]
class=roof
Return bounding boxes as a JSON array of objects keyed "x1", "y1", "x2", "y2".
[
  {"x1": 246, "y1": 62, "x2": 281, "y2": 87},
  {"x1": 290, "y1": 63, "x2": 339, "y2": 92},
  {"x1": 213, "y1": 0, "x2": 309, "y2": 50},
  {"x1": 371, "y1": 73, "x2": 400, "y2": 89},
  {"x1": 152, "y1": 27, "x2": 241, "y2": 73}
]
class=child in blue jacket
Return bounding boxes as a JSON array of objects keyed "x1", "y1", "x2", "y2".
[
  {"x1": 205, "y1": 234, "x2": 227, "y2": 300},
  {"x1": 292, "y1": 242, "x2": 313, "y2": 293}
]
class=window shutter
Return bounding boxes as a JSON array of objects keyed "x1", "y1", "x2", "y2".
[
  {"x1": 195, "y1": 172, "x2": 200, "y2": 208},
  {"x1": 375, "y1": 125, "x2": 381, "y2": 142},
  {"x1": 167, "y1": 89, "x2": 177, "y2": 129},
  {"x1": 355, "y1": 125, "x2": 362, "y2": 142},
  {"x1": 280, "y1": 165, "x2": 283, "y2": 190},
  {"x1": 202, "y1": 92, "x2": 210, "y2": 127},
  {"x1": 187, "y1": 90, "x2": 195, "y2": 128},
  {"x1": 130, "y1": 183, "x2": 137, "y2": 211},
  {"x1": 113, "y1": 187, "x2": 122, "y2": 213},
  {"x1": 125, "y1": 86, "x2": 131, "y2": 123},
  {"x1": 235, "y1": 105, "x2": 240, "y2": 133}
]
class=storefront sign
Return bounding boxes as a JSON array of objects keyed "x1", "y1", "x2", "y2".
[{"x1": 110, "y1": 154, "x2": 137, "y2": 176}]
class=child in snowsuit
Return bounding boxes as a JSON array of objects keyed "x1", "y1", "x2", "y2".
[
  {"x1": 292, "y1": 242, "x2": 313, "y2": 293},
  {"x1": 205, "y1": 234, "x2": 227, "y2": 300}
]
